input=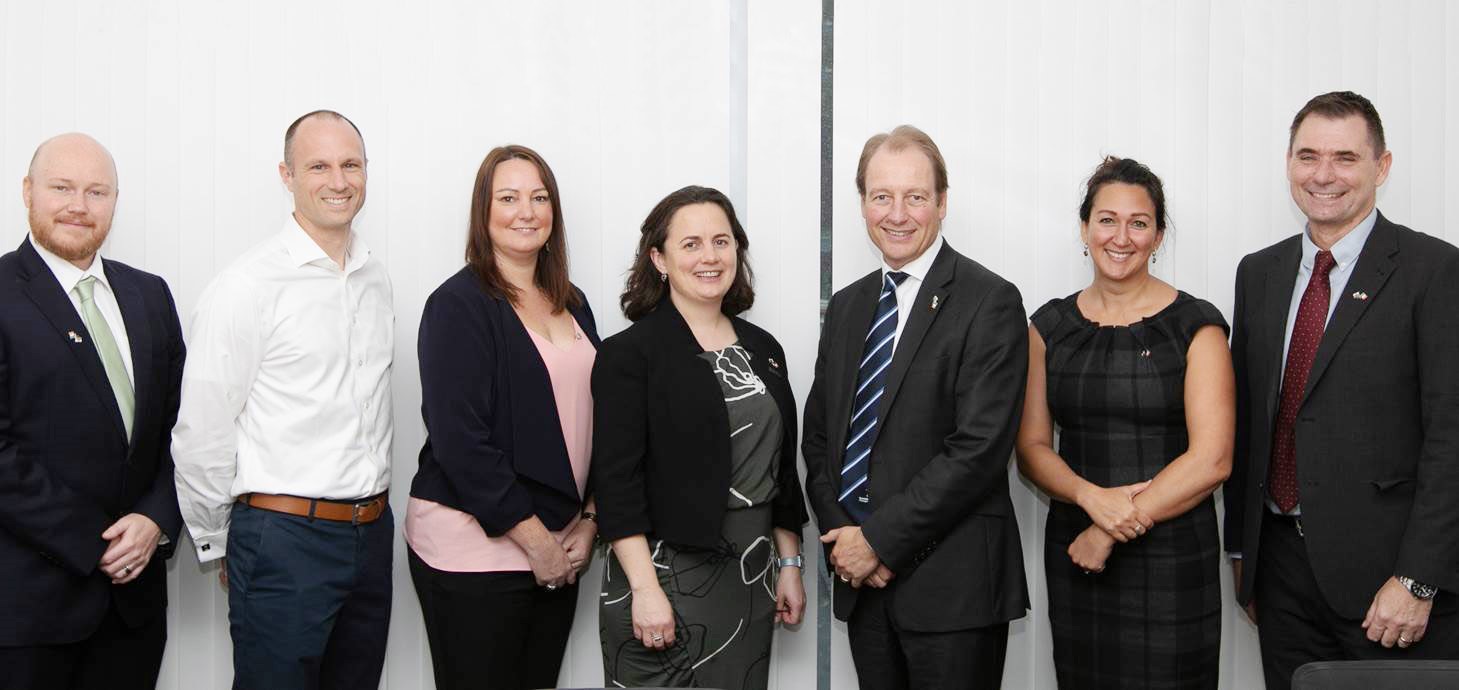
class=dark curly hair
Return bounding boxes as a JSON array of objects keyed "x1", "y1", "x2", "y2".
[{"x1": 619, "y1": 185, "x2": 754, "y2": 322}]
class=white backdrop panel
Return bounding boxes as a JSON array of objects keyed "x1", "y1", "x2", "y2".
[{"x1": 832, "y1": 1, "x2": 1456, "y2": 688}]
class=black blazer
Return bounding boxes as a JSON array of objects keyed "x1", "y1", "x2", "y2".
[
  {"x1": 0, "y1": 239, "x2": 185, "y2": 646},
  {"x1": 410, "y1": 267, "x2": 600, "y2": 536},
  {"x1": 592, "y1": 298, "x2": 808, "y2": 549},
  {"x1": 1225, "y1": 212, "x2": 1459, "y2": 618},
  {"x1": 803, "y1": 241, "x2": 1030, "y2": 630}
]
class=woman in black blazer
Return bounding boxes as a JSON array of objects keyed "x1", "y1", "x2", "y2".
[
  {"x1": 405, "y1": 145, "x2": 600, "y2": 690},
  {"x1": 593, "y1": 185, "x2": 808, "y2": 690}
]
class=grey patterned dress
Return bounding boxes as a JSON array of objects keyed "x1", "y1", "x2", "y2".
[
  {"x1": 1032, "y1": 291, "x2": 1227, "y2": 689},
  {"x1": 600, "y1": 343, "x2": 784, "y2": 690}
]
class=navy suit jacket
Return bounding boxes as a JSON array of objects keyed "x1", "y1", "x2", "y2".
[
  {"x1": 410, "y1": 267, "x2": 601, "y2": 537},
  {"x1": 0, "y1": 238, "x2": 185, "y2": 646}
]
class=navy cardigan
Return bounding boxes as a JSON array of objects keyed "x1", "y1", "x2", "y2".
[
  {"x1": 591, "y1": 298, "x2": 809, "y2": 549},
  {"x1": 409, "y1": 267, "x2": 600, "y2": 536}
]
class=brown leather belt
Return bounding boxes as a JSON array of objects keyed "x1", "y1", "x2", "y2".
[{"x1": 239, "y1": 492, "x2": 388, "y2": 525}]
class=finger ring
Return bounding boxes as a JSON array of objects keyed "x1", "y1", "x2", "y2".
[
  {"x1": 1136, "y1": 526, "x2": 1145, "y2": 534},
  {"x1": 1400, "y1": 636, "x2": 1412, "y2": 645},
  {"x1": 651, "y1": 633, "x2": 664, "y2": 642},
  {"x1": 121, "y1": 565, "x2": 132, "y2": 575},
  {"x1": 545, "y1": 583, "x2": 557, "y2": 590},
  {"x1": 1082, "y1": 570, "x2": 1092, "y2": 575},
  {"x1": 839, "y1": 574, "x2": 850, "y2": 583}
]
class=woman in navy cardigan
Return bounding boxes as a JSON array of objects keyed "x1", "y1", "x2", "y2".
[
  {"x1": 405, "y1": 145, "x2": 599, "y2": 690},
  {"x1": 593, "y1": 186, "x2": 809, "y2": 690}
]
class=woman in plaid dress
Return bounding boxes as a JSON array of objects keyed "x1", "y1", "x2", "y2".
[{"x1": 1016, "y1": 157, "x2": 1235, "y2": 688}]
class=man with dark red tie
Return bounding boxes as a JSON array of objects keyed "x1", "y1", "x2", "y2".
[{"x1": 1224, "y1": 91, "x2": 1459, "y2": 689}]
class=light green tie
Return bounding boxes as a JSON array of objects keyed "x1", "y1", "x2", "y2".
[{"x1": 73, "y1": 275, "x2": 135, "y2": 440}]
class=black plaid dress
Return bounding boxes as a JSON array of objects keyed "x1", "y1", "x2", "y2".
[{"x1": 1031, "y1": 291, "x2": 1227, "y2": 689}]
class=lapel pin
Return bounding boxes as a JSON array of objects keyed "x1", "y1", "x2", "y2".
[
  {"x1": 930, "y1": 295, "x2": 940, "y2": 311},
  {"x1": 1140, "y1": 349, "x2": 1152, "y2": 358},
  {"x1": 67, "y1": 330, "x2": 84, "y2": 343},
  {"x1": 1352, "y1": 291, "x2": 1369, "y2": 301}
]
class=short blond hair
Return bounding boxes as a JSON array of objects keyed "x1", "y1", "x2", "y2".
[{"x1": 855, "y1": 124, "x2": 948, "y2": 201}]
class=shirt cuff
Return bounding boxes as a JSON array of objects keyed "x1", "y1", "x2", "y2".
[
  {"x1": 1228, "y1": 552, "x2": 1243, "y2": 560},
  {"x1": 192, "y1": 530, "x2": 228, "y2": 562}
]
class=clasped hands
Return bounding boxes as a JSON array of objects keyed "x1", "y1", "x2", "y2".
[
  {"x1": 1069, "y1": 481, "x2": 1152, "y2": 574},
  {"x1": 821, "y1": 526, "x2": 894, "y2": 588},
  {"x1": 526, "y1": 516, "x2": 598, "y2": 589},
  {"x1": 99, "y1": 513, "x2": 161, "y2": 585}
]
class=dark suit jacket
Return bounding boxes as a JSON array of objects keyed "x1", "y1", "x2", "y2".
[
  {"x1": 0, "y1": 238, "x2": 185, "y2": 646},
  {"x1": 592, "y1": 297, "x2": 808, "y2": 549},
  {"x1": 410, "y1": 267, "x2": 600, "y2": 537},
  {"x1": 803, "y1": 241, "x2": 1030, "y2": 631},
  {"x1": 1225, "y1": 212, "x2": 1459, "y2": 618}
]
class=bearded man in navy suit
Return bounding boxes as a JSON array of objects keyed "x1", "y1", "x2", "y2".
[{"x1": 0, "y1": 133, "x2": 185, "y2": 690}]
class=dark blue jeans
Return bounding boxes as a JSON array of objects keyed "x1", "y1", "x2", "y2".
[{"x1": 226, "y1": 501, "x2": 393, "y2": 690}]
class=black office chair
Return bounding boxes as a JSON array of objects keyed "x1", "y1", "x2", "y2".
[{"x1": 1291, "y1": 660, "x2": 1459, "y2": 689}]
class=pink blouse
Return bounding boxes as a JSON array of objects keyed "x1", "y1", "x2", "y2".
[{"x1": 405, "y1": 322, "x2": 595, "y2": 572}]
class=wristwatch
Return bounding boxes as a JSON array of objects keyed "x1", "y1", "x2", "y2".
[
  {"x1": 1398, "y1": 575, "x2": 1439, "y2": 601},
  {"x1": 776, "y1": 554, "x2": 804, "y2": 569}
]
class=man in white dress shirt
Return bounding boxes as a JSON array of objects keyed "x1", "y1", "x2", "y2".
[{"x1": 173, "y1": 110, "x2": 395, "y2": 690}]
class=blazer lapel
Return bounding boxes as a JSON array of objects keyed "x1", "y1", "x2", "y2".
[
  {"x1": 17, "y1": 241, "x2": 128, "y2": 441},
  {"x1": 109, "y1": 263, "x2": 151, "y2": 448},
  {"x1": 1260, "y1": 240, "x2": 1302, "y2": 422},
  {"x1": 1302, "y1": 215, "x2": 1398, "y2": 403},
  {"x1": 877, "y1": 243, "x2": 954, "y2": 422}
]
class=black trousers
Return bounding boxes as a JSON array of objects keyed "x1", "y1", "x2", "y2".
[
  {"x1": 0, "y1": 599, "x2": 166, "y2": 690},
  {"x1": 1255, "y1": 510, "x2": 1459, "y2": 690},
  {"x1": 408, "y1": 548, "x2": 579, "y2": 690},
  {"x1": 846, "y1": 584, "x2": 1009, "y2": 690}
]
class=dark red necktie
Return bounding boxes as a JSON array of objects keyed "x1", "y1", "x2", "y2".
[{"x1": 1268, "y1": 249, "x2": 1336, "y2": 512}]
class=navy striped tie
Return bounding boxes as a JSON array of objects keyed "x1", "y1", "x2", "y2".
[{"x1": 840, "y1": 271, "x2": 908, "y2": 523}]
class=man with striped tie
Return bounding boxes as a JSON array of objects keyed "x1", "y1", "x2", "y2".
[{"x1": 802, "y1": 125, "x2": 1029, "y2": 689}]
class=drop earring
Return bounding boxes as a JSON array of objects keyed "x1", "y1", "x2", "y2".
[
  {"x1": 1082, "y1": 245, "x2": 1089, "y2": 257},
  {"x1": 660, "y1": 272, "x2": 668, "y2": 283}
]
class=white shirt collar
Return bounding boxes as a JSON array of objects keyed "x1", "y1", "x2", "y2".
[
  {"x1": 881, "y1": 233, "x2": 944, "y2": 282},
  {"x1": 280, "y1": 214, "x2": 371, "y2": 273},
  {"x1": 28, "y1": 233, "x2": 113, "y2": 295}
]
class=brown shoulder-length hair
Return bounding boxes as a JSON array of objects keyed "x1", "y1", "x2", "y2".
[
  {"x1": 620, "y1": 185, "x2": 754, "y2": 322},
  {"x1": 465, "y1": 145, "x2": 580, "y2": 311}
]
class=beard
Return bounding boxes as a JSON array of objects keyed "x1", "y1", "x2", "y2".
[{"x1": 30, "y1": 206, "x2": 109, "y2": 263}]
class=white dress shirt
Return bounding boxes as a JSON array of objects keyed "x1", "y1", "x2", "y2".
[
  {"x1": 173, "y1": 216, "x2": 395, "y2": 561},
  {"x1": 28, "y1": 234, "x2": 134, "y2": 382},
  {"x1": 880, "y1": 233, "x2": 944, "y2": 354}
]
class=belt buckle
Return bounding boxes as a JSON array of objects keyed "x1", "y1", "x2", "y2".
[{"x1": 351, "y1": 500, "x2": 368, "y2": 526}]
